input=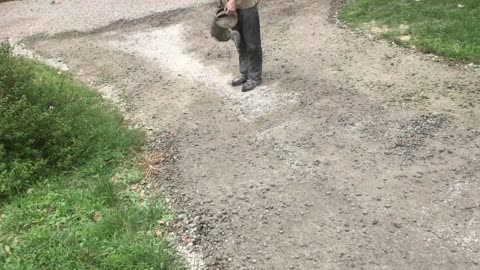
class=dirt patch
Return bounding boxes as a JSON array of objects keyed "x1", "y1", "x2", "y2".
[
  {"x1": 110, "y1": 24, "x2": 296, "y2": 121},
  {"x1": 328, "y1": 0, "x2": 347, "y2": 23}
]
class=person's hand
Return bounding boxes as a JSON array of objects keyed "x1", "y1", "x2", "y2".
[{"x1": 226, "y1": 0, "x2": 237, "y2": 16}]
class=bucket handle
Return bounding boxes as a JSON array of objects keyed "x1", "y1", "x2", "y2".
[{"x1": 215, "y1": 7, "x2": 230, "y2": 19}]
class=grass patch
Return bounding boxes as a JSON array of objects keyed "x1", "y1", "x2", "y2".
[
  {"x1": 341, "y1": 0, "x2": 480, "y2": 63},
  {"x1": 0, "y1": 44, "x2": 184, "y2": 269}
]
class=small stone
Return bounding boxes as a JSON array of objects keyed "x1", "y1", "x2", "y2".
[
  {"x1": 372, "y1": 220, "x2": 379, "y2": 225},
  {"x1": 93, "y1": 211, "x2": 102, "y2": 222},
  {"x1": 205, "y1": 257, "x2": 217, "y2": 266},
  {"x1": 399, "y1": 35, "x2": 411, "y2": 42}
]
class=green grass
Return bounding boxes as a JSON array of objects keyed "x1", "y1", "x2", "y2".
[
  {"x1": 341, "y1": 0, "x2": 480, "y2": 63},
  {"x1": 0, "y1": 45, "x2": 184, "y2": 269}
]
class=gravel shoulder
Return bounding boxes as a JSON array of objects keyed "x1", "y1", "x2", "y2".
[
  {"x1": 0, "y1": 0, "x2": 209, "y2": 40},
  {"x1": 2, "y1": 0, "x2": 480, "y2": 269}
]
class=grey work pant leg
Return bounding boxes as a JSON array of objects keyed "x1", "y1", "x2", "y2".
[{"x1": 232, "y1": 5, "x2": 263, "y2": 81}]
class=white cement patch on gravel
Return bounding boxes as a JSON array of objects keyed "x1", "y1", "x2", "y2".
[
  {"x1": 12, "y1": 41, "x2": 70, "y2": 71},
  {"x1": 111, "y1": 24, "x2": 297, "y2": 121}
]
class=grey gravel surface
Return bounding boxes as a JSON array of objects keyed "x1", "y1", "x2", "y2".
[{"x1": 0, "y1": 0, "x2": 209, "y2": 40}]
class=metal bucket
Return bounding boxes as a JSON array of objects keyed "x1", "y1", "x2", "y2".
[
  {"x1": 210, "y1": 18, "x2": 231, "y2": 42},
  {"x1": 210, "y1": 8, "x2": 238, "y2": 42}
]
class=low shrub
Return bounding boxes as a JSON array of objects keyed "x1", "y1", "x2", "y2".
[{"x1": 0, "y1": 44, "x2": 142, "y2": 196}]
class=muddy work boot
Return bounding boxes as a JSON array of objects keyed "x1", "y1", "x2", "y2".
[
  {"x1": 231, "y1": 75, "x2": 248, "y2": 86},
  {"x1": 241, "y1": 79, "x2": 262, "y2": 92}
]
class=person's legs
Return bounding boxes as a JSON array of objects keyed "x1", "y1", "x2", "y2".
[
  {"x1": 231, "y1": 17, "x2": 248, "y2": 86},
  {"x1": 235, "y1": 5, "x2": 262, "y2": 91},
  {"x1": 241, "y1": 5, "x2": 262, "y2": 83}
]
